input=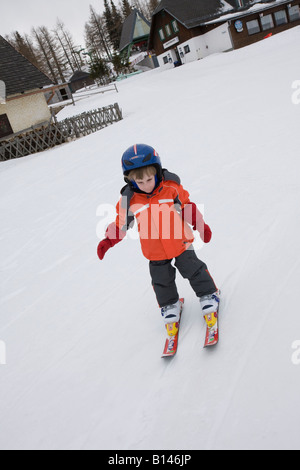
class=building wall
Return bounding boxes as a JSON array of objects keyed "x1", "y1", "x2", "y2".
[
  {"x1": 151, "y1": 10, "x2": 201, "y2": 57},
  {"x1": 0, "y1": 93, "x2": 51, "y2": 135},
  {"x1": 151, "y1": 9, "x2": 234, "y2": 69},
  {"x1": 151, "y1": 1, "x2": 300, "y2": 70},
  {"x1": 229, "y1": 0, "x2": 300, "y2": 49},
  {"x1": 196, "y1": 23, "x2": 233, "y2": 58},
  {"x1": 45, "y1": 86, "x2": 72, "y2": 105},
  {"x1": 156, "y1": 23, "x2": 233, "y2": 68}
]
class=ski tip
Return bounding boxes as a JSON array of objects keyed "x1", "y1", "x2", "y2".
[
  {"x1": 204, "y1": 337, "x2": 219, "y2": 348},
  {"x1": 203, "y1": 342, "x2": 218, "y2": 349}
]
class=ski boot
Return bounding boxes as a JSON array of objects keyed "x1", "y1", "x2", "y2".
[
  {"x1": 200, "y1": 291, "x2": 220, "y2": 328},
  {"x1": 161, "y1": 299, "x2": 184, "y2": 357},
  {"x1": 161, "y1": 300, "x2": 182, "y2": 337}
]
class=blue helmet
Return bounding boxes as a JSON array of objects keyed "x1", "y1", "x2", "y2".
[{"x1": 121, "y1": 144, "x2": 162, "y2": 176}]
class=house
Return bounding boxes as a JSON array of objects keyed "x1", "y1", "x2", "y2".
[
  {"x1": 148, "y1": 0, "x2": 300, "y2": 68},
  {"x1": 120, "y1": 9, "x2": 151, "y2": 58},
  {"x1": 68, "y1": 70, "x2": 95, "y2": 93},
  {"x1": 119, "y1": 9, "x2": 158, "y2": 69},
  {"x1": 0, "y1": 35, "x2": 53, "y2": 139}
]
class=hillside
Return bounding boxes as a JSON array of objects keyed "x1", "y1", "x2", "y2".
[{"x1": 0, "y1": 27, "x2": 300, "y2": 450}]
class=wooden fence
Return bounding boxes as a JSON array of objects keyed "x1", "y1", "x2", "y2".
[{"x1": 0, "y1": 103, "x2": 122, "y2": 162}]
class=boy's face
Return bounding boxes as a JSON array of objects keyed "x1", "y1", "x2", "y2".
[{"x1": 135, "y1": 174, "x2": 156, "y2": 194}]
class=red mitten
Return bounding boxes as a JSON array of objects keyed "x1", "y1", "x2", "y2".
[
  {"x1": 97, "y1": 222, "x2": 126, "y2": 260},
  {"x1": 203, "y1": 223, "x2": 212, "y2": 243},
  {"x1": 97, "y1": 238, "x2": 113, "y2": 260}
]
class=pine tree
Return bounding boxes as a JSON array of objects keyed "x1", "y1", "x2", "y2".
[
  {"x1": 89, "y1": 57, "x2": 110, "y2": 84},
  {"x1": 122, "y1": 0, "x2": 133, "y2": 19},
  {"x1": 112, "y1": 52, "x2": 131, "y2": 75},
  {"x1": 104, "y1": 0, "x2": 114, "y2": 45},
  {"x1": 104, "y1": 0, "x2": 123, "y2": 51},
  {"x1": 110, "y1": 1, "x2": 123, "y2": 51}
]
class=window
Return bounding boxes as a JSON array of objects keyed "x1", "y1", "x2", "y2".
[
  {"x1": 159, "y1": 28, "x2": 165, "y2": 41},
  {"x1": 163, "y1": 56, "x2": 169, "y2": 65},
  {"x1": 288, "y1": 5, "x2": 300, "y2": 22},
  {"x1": 0, "y1": 114, "x2": 13, "y2": 139},
  {"x1": 165, "y1": 24, "x2": 172, "y2": 37},
  {"x1": 184, "y1": 45, "x2": 191, "y2": 54},
  {"x1": 60, "y1": 88, "x2": 69, "y2": 101},
  {"x1": 260, "y1": 14, "x2": 274, "y2": 31},
  {"x1": 274, "y1": 10, "x2": 288, "y2": 26},
  {"x1": 172, "y1": 20, "x2": 179, "y2": 33},
  {"x1": 246, "y1": 19, "x2": 261, "y2": 35}
]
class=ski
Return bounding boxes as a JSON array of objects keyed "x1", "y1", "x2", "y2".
[
  {"x1": 161, "y1": 298, "x2": 184, "y2": 358},
  {"x1": 203, "y1": 311, "x2": 219, "y2": 348}
]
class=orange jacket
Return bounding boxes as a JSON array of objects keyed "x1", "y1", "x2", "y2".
[{"x1": 111, "y1": 172, "x2": 195, "y2": 261}]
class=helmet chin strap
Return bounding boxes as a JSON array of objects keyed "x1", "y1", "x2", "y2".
[
  {"x1": 127, "y1": 175, "x2": 159, "y2": 193},
  {"x1": 131, "y1": 180, "x2": 139, "y2": 190}
]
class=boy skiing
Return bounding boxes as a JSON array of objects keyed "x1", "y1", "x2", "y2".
[{"x1": 97, "y1": 144, "x2": 220, "y2": 353}]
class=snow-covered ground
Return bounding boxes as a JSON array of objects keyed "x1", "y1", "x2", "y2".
[{"x1": 1, "y1": 27, "x2": 300, "y2": 450}]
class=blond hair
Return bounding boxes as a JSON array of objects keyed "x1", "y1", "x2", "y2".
[{"x1": 128, "y1": 165, "x2": 157, "y2": 182}]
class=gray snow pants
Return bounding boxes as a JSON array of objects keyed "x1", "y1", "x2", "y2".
[{"x1": 149, "y1": 248, "x2": 217, "y2": 307}]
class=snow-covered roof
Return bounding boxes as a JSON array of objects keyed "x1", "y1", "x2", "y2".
[
  {"x1": 152, "y1": 0, "x2": 256, "y2": 28},
  {"x1": 203, "y1": 0, "x2": 293, "y2": 25},
  {"x1": 151, "y1": 1, "x2": 289, "y2": 28}
]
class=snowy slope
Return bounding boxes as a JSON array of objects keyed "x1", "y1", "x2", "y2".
[{"x1": 1, "y1": 27, "x2": 300, "y2": 450}]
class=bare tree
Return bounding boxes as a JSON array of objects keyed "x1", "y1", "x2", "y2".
[
  {"x1": 148, "y1": 0, "x2": 159, "y2": 16},
  {"x1": 132, "y1": 0, "x2": 150, "y2": 20},
  {"x1": 32, "y1": 27, "x2": 59, "y2": 83},
  {"x1": 85, "y1": 5, "x2": 113, "y2": 62},
  {"x1": 38, "y1": 26, "x2": 67, "y2": 82},
  {"x1": 54, "y1": 20, "x2": 84, "y2": 75},
  {"x1": 5, "y1": 31, "x2": 46, "y2": 73},
  {"x1": 3, "y1": 0, "x2": 159, "y2": 86}
]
